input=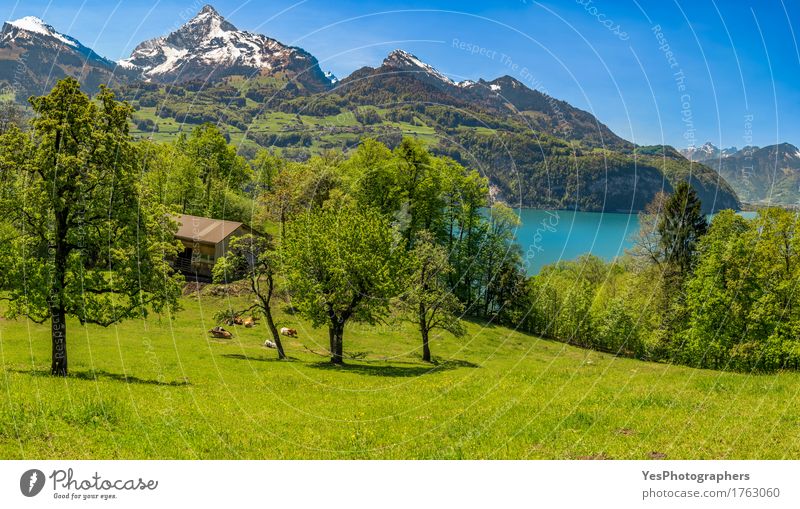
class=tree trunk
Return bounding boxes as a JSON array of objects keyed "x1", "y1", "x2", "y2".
[
  {"x1": 328, "y1": 326, "x2": 336, "y2": 361},
  {"x1": 50, "y1": 306, "x2": 67, "y2": 376},
  {"x1": 252, "y1": 273, "x2": 285, "y2": 360},
  {"x1": 280, "y1": 208, "x2": 286, "y2": 241},
  {"x1": 50, "y1": 208, "x2": 69, "y2": 377},
  {"x1": 484, "y1": 284, "x2": 492, "y2": 317},
  {"x1": 264, "y1": 306, "x2": 285, "y2": 359},
  {"x1": 421, "y1": 329, "x2": 431, "y2": 363},
  {"x1": 329, "y1": 322, "x2": 344, "y2": 364},
  {"x1": 335, "y1": 332, "x2": 344, "y2": 364},
  {"x1": 419, "y1": 302, "x2": 431, "y2": 362},
  {"x1": 483, "y1": 251, "x2": 493, "y2": 317},
  {"x1": 465, "y1": 221, "x2": 474, "y2": 310}
]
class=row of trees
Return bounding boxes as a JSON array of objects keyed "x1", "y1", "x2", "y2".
[
  {"x1": 0, "y1": 78, "x2": 524, "y2": 373},
  {"x1": 518, "y1": 183, "x2": 800, "y2": 372},
  {"x1": 140, "y1": 123, "x2": 252, "y2": 221},
  {"x1": 215, "y1": 137, "x2": 525, "y2": 364}
]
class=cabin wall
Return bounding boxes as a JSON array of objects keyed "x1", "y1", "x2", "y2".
[
  {"x1": 174, "y1": 240, "x2": 217, "y2": 277},
  {"x1": 215, "y1": 226, "x2": 250, "y2": 260}
]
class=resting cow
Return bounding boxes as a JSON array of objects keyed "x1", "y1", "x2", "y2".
[
  {"x1": 225, "y1": 316, "x2": 244, "y2": 326},
  {"x1": 209, "y1": 326, "x2": 233, "y2": 339},
  {"x1": 280, "y1": 327, "x2": 298, "y2": 337}
]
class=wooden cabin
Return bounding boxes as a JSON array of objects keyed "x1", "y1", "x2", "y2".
[{"x1": 173, "y1": 214, "x2": 254, "y2": 278}]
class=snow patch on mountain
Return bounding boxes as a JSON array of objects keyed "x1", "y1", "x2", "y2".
[
  {"x1": 383, "y1": 49, "x2": 455, "y2": 85},
  {"x1": 6, "y1": 16, "x2": 79, "y2": 47},
  {"x1": 696, "y1": 142, "x2": 719, "y2": 156},
  {"x1": 148, "y1": 45, "x2": 189, "y2": 76},
  {"x1": 116, "y1": 59, "x2": 138, "y2": 69}
]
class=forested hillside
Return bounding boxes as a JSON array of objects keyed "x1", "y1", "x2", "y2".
[{"x1": 0, "y1": 6, "x2": 741, "y2": 213}]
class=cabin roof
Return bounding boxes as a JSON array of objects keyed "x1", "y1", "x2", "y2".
[{"x1": 174, "y1": 214, "x2": 250, "y2": 245}]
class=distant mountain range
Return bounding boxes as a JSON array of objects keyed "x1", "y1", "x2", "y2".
[
  {"x1": 680, "y1": 142, "x2": 800, "y2": 205},
  {"x1": 0, "y1": 4, "x2": 747, "y2": 212},
  {"x1": 680, "y1": 142, "x2": 741, "y2": 162}
]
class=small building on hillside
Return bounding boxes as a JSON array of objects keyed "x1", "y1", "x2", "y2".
[{"x1": 172, "y1": 214, "x2": 255, "y2": 278}]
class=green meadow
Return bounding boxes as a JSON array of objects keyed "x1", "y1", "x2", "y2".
[{"x1": 1, "y1": 288, "x2": 798, "y2": 460}]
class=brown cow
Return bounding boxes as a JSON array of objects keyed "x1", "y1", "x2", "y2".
[
  {"x1": 280, "y1": 327, "x2": 298, "y2": 337},
  {"x1": 224, "y1": 316, "x2": 244, "y2": 326},
  {"x1": 209, "y1": 326, "x2": 233, "y2": 339}
]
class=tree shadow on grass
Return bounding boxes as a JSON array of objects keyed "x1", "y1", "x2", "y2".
[
  {"x1": 308, "y1": 359, "x2": 479, "y2": 378},
  {"x1": 72, "y1": 370, "x2": 192, "y2": 387},
  {"x1": 463, "y1": 316, "x2": 498, "y2": 329},
  {"x1": 221, "y1": 353, "x2": 298, "y2": 362},
  {"x1": 14, "y1": 368, "x2": 190, "y2": 387},
  {"x1": 432, "y1": 358, "x2": 481, "y2": 369}
]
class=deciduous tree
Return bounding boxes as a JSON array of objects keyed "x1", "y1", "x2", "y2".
[
  {"x1": 0, "y1": 78, "x2": 183, "y2": 376},
  {"x1": 628, "y1": 191, "x2": 668, "y2": 269},
  {"x1": 184, "y1": 123, "x2": 251, "y2": 217},
  {"x1": 213, "y1": 234, "x2": 286, "y2": 359},
  {"x1": 402, "y1": 230, "x2": 465, "y2": 362},
  {"x1": 283, "y1": 202, "x2": 405, "y2": 364}
]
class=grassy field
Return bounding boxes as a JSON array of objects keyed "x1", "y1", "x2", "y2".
[{"x1": 1, "y1": 287, "x2": 798, "y2": 459}]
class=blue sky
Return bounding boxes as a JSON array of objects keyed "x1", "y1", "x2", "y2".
[{"x1": 3, "y1": 0, "x2": 798, "y2": 149}]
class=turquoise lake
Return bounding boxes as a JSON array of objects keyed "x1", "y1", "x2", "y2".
[
  {"x1": 515, "y1": 209, "x2": 758, "y2": 274},
  {"x1": 514, "y1": 210, "x2": 640, "y2": 274}
]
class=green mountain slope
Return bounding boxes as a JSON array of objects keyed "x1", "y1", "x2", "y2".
[
  {"x1": 116, "y1": 66, "x2": 739, "y2": 212},
  {"x1": 0, "y1": 8, "x2": 741, "y2": 213}
]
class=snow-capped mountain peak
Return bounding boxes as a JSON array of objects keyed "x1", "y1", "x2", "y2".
[
  {"x1": 181, "y1": 4, "x2": 237, "y2": 41},
  {"x1": 0, "y1": 13, "x2": 128, "y2": 98},
  {"x1": 699, "y1": 142, "x2": 719, "y2": 155},
  {"x1": 680, "y1": 142, "x2": 740, "y2": 162},
  {"x1": 382, "y1": 49, "x2": 455, "y2": 85},
  {"x1": 197, "y1": 4, "x2": 223, "y2": 18},
  {"x1": 778, "y1": 143, "x2": 800, "y2": 160},
  {"x1": 4, "y1": 15, "x2": 79, "y2": 48},
  {"x1": 118, "y1": 4, "x2": 332, "y2": 89}
]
